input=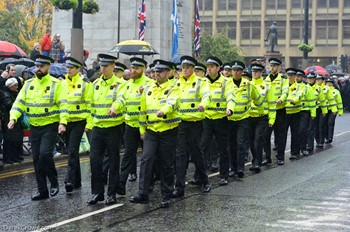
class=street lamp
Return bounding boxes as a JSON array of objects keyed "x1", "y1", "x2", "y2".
[
  {"x1": 302, "y1": 0, "x2": 309, "y2": 69},
  {"x1": 71, "y1": 0, "x2": 84, "y2": 65}
]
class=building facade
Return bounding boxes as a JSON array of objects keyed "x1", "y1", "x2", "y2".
[
  {"x1": 52, "y1": 0, "x2": 193, "y2": 67},
  {"x1": 199, "y1": 0, "x2": 350, "y2": 69}
]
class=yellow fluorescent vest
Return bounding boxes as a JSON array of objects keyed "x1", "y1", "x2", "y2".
[
  {"x1": 300, "y1": 82, "x2": 317, "y2": 118},
  {"x1": 124, "y1": 74, "x2": 152, "y2": 128},
  {"x1": 63, "y1": 73, "x2": 93, "y2": 128},
  {"x1": 328, "y1": 86, "x2": 343, "y2": 115},
  {"x1": 139, "y1": 80, "x2": 181, "y2": 134},
  {"x1": 320, "y1": 83, "x2": 337, "y2": 113},
  {"x1": 311, "y1": 83, "x2": 327, "y2": 114},
  {"x1": 228, "y1": 78, "x2": 263, "y2": 121},
  {"x1": 205, "y1": 74, "x2": 234, "y2": 120},
  {"x1": 251, "y1": 77, "x2": 276, "y2": 125},
  {"x1": 90, "y1": 74, "x2": 126, "y2": 129},
  {"x1": 10, "y1": 74, "x2": 68, "y2": 126},
  {"x1": 264, "y1": 73, "x2": 289, "y2": 110},
  {"x1": 284, "y1": 81, "x2": 304, "y2": 114},
  {"x1": 177, "y1": 73, "x2": 210, "y2": 122}
]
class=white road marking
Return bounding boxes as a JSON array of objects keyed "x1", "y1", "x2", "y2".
[{"x1": 32, "y1": 204, "x2": 123, "y2": 232}]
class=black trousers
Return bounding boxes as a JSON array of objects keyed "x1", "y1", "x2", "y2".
[
  {"x1": 283, "y1": 112, "x2": 301, "y2": 156},
  {"x1": 64, "y1": 120, "x2": 86, "y2": 187},
  {"x1": 175, "y1": 121, "x2": 208, "y2": 192},
  {"x1": 138, "y1": 128, "x2": 178, "y2": 201},
  {"x1": 314, "y1": 108, "x2": 325, "y2": 145},
  {"x1": 120, "y1": 125, "x2": 142, "y2": 184},
  {"x1": 265, "y1": 109, "x2": 287, "y2": 161},
  {"x1": 323, "y1": 110, "x2": 337, "y2": 141},
  {"x1": 299, "y1": 110, "x2": 311, "y2": 151},
  {"x1": 202, "y1": 118, "x2": 229, "y2": 179},
  {"x1": 228, "y1": 118, "x2": 250, "y2": 173},
  {"x1": 90, "y1": 125, "x2": 121, "y2": 196},
  {"x1": 249, "y1": 115, "x2": 267, "y2": 166},
  {"x1": 30, "y1": 123, "x2": 59, "y2": 194}
]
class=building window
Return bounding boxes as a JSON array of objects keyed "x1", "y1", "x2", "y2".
[
  {"x1": 316, "y1": 20, "x2": 338, "y2": 40},
  {"x1": 202, "y1": 22, "x2": 213, "y2": 35},
  {"x1": 343, "y1": 20, "x2": 350, "y2": 39},
  {"x1": 292, "y1": 0, "x2": 302, "y2": 9},
  {"x1": 345, "y1": 0, "x2": 350, "y2": 7},
  {"x1": 242, "y1": 0, "x2": 251, "y2": 10},
  {"x1": 266, "y1": 0, "x2": 275, "y2": 9},
  {"x1": 240, "y1": 22, "x2": 260, "y2": 40},
  {"x1": 228, "y1": 0, "x2": 237, "y2": 10},
  {"x1": 266, "y1": 0, "x2": 286, "y2": 9},
  {"x1": 329, "y1": 0, "x2": 338, "y2": 7},
  {"x1": 217, "y1": 22, "x2": 236, "y2": 40},
  {"x1": 318, "y1": 0, "x2": 327, "y2": 8},
  {"x1": 290, "y1": 21, "x2": 312, "y2": 40},
  {"x1": 218, "y1": 0, "x2": 227, "y2": 11},
  {"x1": 204, "y1": 0, "x2": 212, "y2": 10},
  {"x1": 241, "y1": 0, "x2": 260, "y2": 10},
  {"x1": 277, "y1": 0, "x2": 286, "y2": 9}
]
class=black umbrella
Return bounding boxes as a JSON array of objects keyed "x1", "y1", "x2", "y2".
[
  {"x1": 0, "y1": 57, "x2": 35, "y2": 70},
  {"x1": 325, "y1": 64, "x2": 342, "y2": 71}
]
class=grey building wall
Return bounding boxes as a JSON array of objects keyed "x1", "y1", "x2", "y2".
[{"x1": 52, "y1": 0, "x2": 193, "y2": 68}]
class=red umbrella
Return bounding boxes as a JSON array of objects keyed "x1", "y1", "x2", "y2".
[
  {"x1": 0, "y1": 41, "x2": 27, "y2": 58},
  {"x1": 304, "y1": 65, "x2": 329, "y2": 76}
]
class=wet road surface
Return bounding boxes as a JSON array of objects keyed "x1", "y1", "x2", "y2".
[{"x1": 0, "y1": 114, "x2": 350, "y2": 232}]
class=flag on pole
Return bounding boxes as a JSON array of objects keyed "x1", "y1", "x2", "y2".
[
  {"x1": 171, "y1": 0, "x2": 178, "y2": 57},
  {"x1": 138, "y1": 0, "x2": 146, "y2": 41},
  {"x1": 194, "y1": 0, "x2": 201, "y2": 57}
]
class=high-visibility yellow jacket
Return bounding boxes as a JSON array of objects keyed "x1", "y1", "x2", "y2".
[
  {"x1": 319, "y1": 83, "x2": 337, "y2": 113},
  {"x1": 284, "y1": 81, "x2": 304, "y2": 114},
  {"x1": 139, "y1": 80, "x2": 180, "y2": 134},
  {"x1": 10, "y1": 74, "x2": 68, "y2": 126},
  {"x1": 328, "y1": 86, "x2": 343, "y2": 115},
  {"x1": 264, "y1": 73, "x2": 289, "y2": 110},
  {"x1": 62, "y1": 73, "x2": 93, "y2": 128},
  {"x1": 251, "y1": 77, "x2": 276, "y2": 125},
  {"x1": 124, "y1": 74, "x2": 152, "y2": 128},
  {"x1": 300, "y1": 82, "x2": 317, "y2": 118},
  {"x1": 204, "y1": 74, "x2": 234, "y2": 120},
  {"x1": 228, "y1": 77, "x2": 263, "y2": 121},
  {"x1": 90, "y1": 74, "x2": 126, "y2": 129},
  {"x1": 177, "y1": 73, "x2": 210, "y2": 122},
  {"x1": 310, "y1": 83, "x2": 327, "y2": 114}
]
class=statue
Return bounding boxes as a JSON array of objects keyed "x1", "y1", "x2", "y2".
[{"x1": 265, "y1": 21, "x2": 278, "y2": 52}]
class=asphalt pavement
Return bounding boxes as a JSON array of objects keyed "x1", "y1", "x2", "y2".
[{"x1": 0, "y1": 114, "x2": 349, "y2": 232}]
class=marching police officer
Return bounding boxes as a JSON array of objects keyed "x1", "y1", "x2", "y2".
[
  {"x1": 9, "y1": 55, "x2": 68, "y2": 200},
  {"x1": 222, "y1": 63, "x2": 232, "y2": 78},
  {"x1": 172, "y1": 56, "x2": 211, "y2": 198},
  {"x1": 130, "y1": 60, "x2": 180, "y2": 208},
  {"x1": 194, "y1": 63, "x2": 207, "y2": 78},
  {"x1": 114, "y1": 62, "x2": 128, "y2": 81},
  {"x1": 87, "y1": 54, "x2": 126, "y2": 205},
  {"x1": 63, "y1": 57, "x2": 93, "y2": 194},
  {"x1": 119, "y1": 57, "x2": 151, "y2": 193}
]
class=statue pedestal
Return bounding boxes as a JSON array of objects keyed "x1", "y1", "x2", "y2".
[{"x1": 264, "y1": 51, "x2": 283, "y2": 64}]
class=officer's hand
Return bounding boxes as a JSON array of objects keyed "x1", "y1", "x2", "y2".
[
  {"x1": 7, "y1": 120, "x2": 15, "y2": 130},
  {"x1": 276, "y1": 99, "x2": 282, "y2": 105},
  {"x1": 226, "y1": 109, "x2": 233, "y2": 116},
  {"x1": 268, "y1": 123, "x2": 273, "y2": 127},
  {"x1": 156, "y1": 110, "x2": 164, "y2": 117},
  {"x1": 108, "y1": 108, "x2": 116, "y2": 116},
  {"x1": 140, "y1": 134, "x2": 145, "y2": 140},
  {"x1": 84, "y1": 128, "x2": 91, "y2": 132},
  {"x1": 58, "y1": 124, "x2": 66, "y2": 134},
  {"x1": 198, "y1": 105, "x2": 205, "y2": 112}
]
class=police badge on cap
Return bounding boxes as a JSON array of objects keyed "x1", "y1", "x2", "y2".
[
  {"x1": 180, "y1": 56, "x2": 197, "y2": 67},
  {"x1": 98, "y1": 53, "x2": 118, "y2": 66},
  {"x1": 35, "y1": 55, "x2": 54, "y2": 65},
  {"x1": 65, "y1": 57, "x2": 82, "y2": 68}
]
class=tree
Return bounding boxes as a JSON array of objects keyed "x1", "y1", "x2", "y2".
[{"x1": 197, "y1": 33, "x2": 245, "y2": 64}]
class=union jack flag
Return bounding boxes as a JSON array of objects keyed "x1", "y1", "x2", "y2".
[
  {"x1": 138, "y1": 0, "x2": 146, "y2": 41},
  {"x1": 193, "y1": 0, "x2": 200, "y2": 57}
]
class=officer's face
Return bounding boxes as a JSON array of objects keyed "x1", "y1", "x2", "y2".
[
  {"x1": 252, "y1": 70, "x2": 262, "y2": 79},
  {"x1": 35, "y1": 64, "x2": 50, "y2": 78},
  {"x1": 206, "y1": 64, "x2": 220, "y2": 77},
  {"x1": 270, "y1": 64, "x2": 280, "y2": 74},
  {"x1": 307, "y1": 78, "x2": 316, "y2": 84},
  {"x1": 232, "y1": 69, "x2": 243, "y2": 78},
  {"x1": 287, "y1": 74, "x2": 296, "y2": 83},
  {"x1": 194, "y1": 69, "x2": 205, "y2": 77},
  {"x1": 100, "y1": 63, "x2": 114, "y2": 77},
  {"x1": 67, "y1": 66, "x2": 80, "y2": 77},
  {"x1": 296, "y1": 75, "x2": 303, "y2": 83},
  {"x1": 222, "y1": 69, "x2": 232, "y2": 77},
  {"x1": 326, "y1": 82, "x2": 333, "y2": 87},
  {"x1": 181, "y1": 65, "x2": 194, "y2": 78},
  {"x1": 316, "y1": 79, "x2": 324, "y2": 85},
  {"x1": 155, "y1": 69, "x2": 169, "y2": 84},
  {"x1": 114, "y1": 70, "x2": 124, "y2": 78},
  {"x1": 130, "y1": 66, "x2": 144, "y2": 79}
]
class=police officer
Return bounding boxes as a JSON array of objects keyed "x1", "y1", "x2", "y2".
[
  {"x1": 119, "y1": 57, "x2": 151, "y2": 193},
  {"x1": 172, "y1": 56, "x2": 211, "y2": 198},
  {"x1": 222, "y1": 63, "x2": 232, "y2": 78},
  {"x1": 87, "y1": 54, "x2": 126, "y2": 205},
  {"x1": 228, "y1": 61, "x2": 262, "y2": 177},
  {"x1": 130, "y1": 60, "x2": 180, "y2": 208},
  {"x1": 63, "y1": 57, "x2": 93, "y2": 194},
  {"x1": 296, "y1": 70, "x2": 316, "y2": 157},
  {"x1": 202, "y1": 56, "x2": 233, "y2": 185},
  {"x1": 264, "y1": 58, "x2": 289, "y2": 165},
  {"x1": 9, "y1": 55, "x2": 68, "y2": 200},
  {"x1": 114, "y1": 62, "x2": 127, "y2": 81},
  {"x1": 249, "y1": 63, "x2": 275, "y2": 172},
  {"x1": 194, "y1": 63, "x2": 207, "y2": 78}
]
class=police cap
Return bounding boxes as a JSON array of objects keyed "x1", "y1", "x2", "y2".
[
  {"x1": 242, "y1": 70, "x2": 251, "y2": 79},
  {"x1": 269, "y1": 57, "x2": 282, "y2": 66},
  {"x1": 98, "y1": 53, "x2": 118, "y2": 66},
  {"x1": 251, "y1": 63, "x2": 265, "y2": 71},
  {"x1": 296, "y1": 69, "x2": 305, "y2": 76},
  {"x1": 114, "y1": 62, "x2": 127, "y2": 72},
  {"x1": 34, "y1": 55, "x2": 54, "y2": 65},
  {"x1": 130, "y1": 57, "x2": 147, "y2": 67},
  {"x1": 306, "y1": 72, "x2": 316, "y2": 78},
  {"x1": 206, "y1": 56, "x2": 222, "y2": 67},
  {"x1": 316, "y1": 74, "x2": 325, "y2": 79},
  {"x1": 149, "y1": 63, "x2": 155, "y2": 71},
  {"x1": 65, "y1": 57, "x2": 82, "y2": 68},
  {"x1": 222, "y1": 63, "x2": 232, "y2": 70},
  {"x1": 285, "y1": 68, "x2": 297, "y2": 75},
  {"x1": 325, "y1": 78, "x2": 334, "y2": 83},
  {"x1": 180, "y1": 56, "x2": 197, "y2": 67},
  {"x1": 194, "y1": 63, "x2": 207, "y2": 72},
  {"x1": 153, "y1": 59, "x2": 171, "y2": 72},
  {"x1": 168, "y1": 62, "x2": 177, "y2": 70},
  {"x1": 231, "y1": 60, "x2": 246, "y2": 70}
]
